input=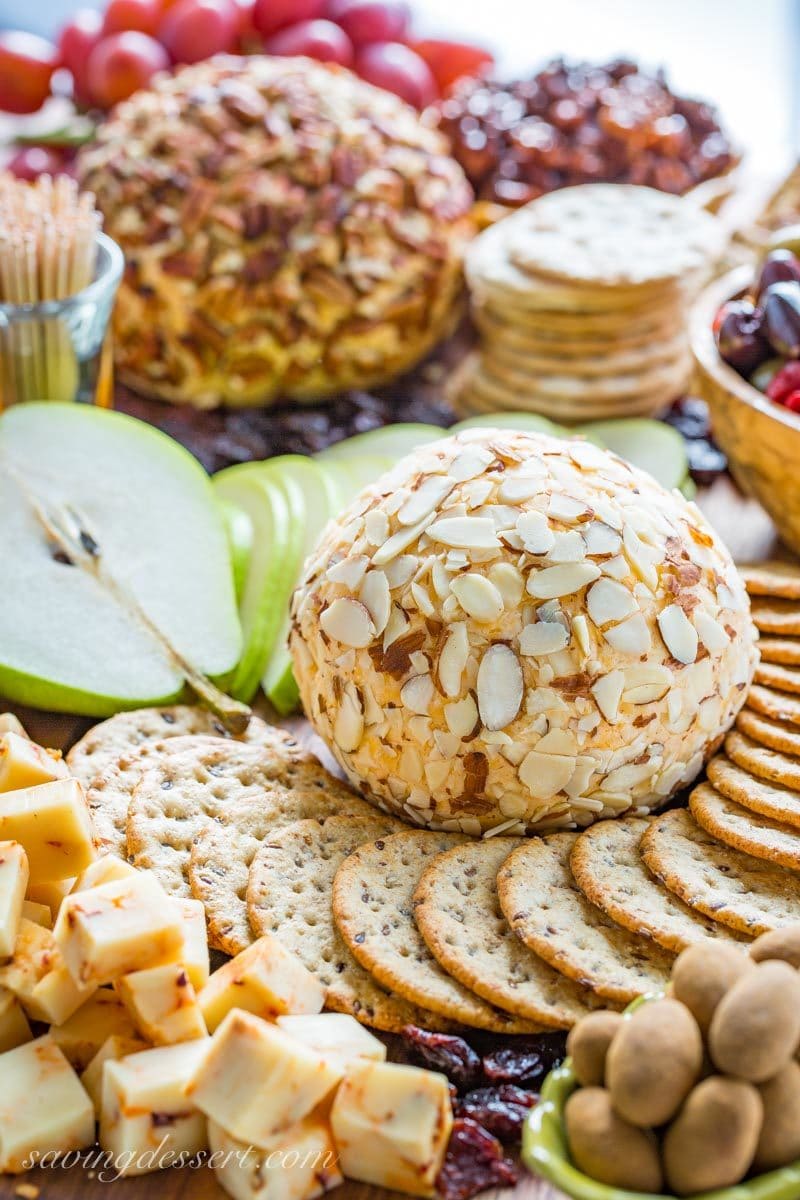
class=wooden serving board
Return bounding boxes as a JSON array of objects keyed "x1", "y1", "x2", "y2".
[{"x1": 0, "y1": 476, "x2": 779, "y2": 1200}]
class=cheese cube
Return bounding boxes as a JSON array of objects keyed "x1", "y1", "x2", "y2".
[
  {"x1": 0, "y1": 778, "x2": 95, "y2": 882},
  {"x1": 330, "y1": 1061, "x2": 453, "y2": 1197},
  {"x1": 0, "y1": 918, "x2": 97, "y2": 1025},
  {"x1": 209, "y1": 1115, "x2": 343, "y2": 1200},
  {"x1": 99, "y1": 1041, "x2": 208, "y2": 1175},
  {"x1": 0, "y1": 732, "x2": 68, "y2": 793},
  {"x1": 198, "y1": 933, "x2": 325, "y2": 1033},
  {"x1": 22, "y1": 898, "x2": 52, "y2": 928},
  {"x1": 190, "y1": 1010, "x2": 341, "y2": 1147},
  {"x1": 0, "y1": 1035, "x2": 95, "y2": 1173},
  {"x1": 276, "y1": 1014, "x2": 386, "y2": 1074},
  {"x1": 0, "y1": 713, "x2": 28, "y2": 739},
  {"x1": 27, "y1": 876, "x2": 74, "y2": 919},
  {"x1": 51, "y1": 988, "x2": 139, "y2": 1070},
  {"x1": 0, "y1": 841, "x2": 28, "y2": 956},
  {"x1": 117, "y1": 963, "x2": 208, "y2": 1046},
  {"x1": 54, "y1": 872, "x2": 184, "y2": 987},
  {"x1": 72, "y1": 855, "x2": 137, "y2": 893},
  {"x1": 81, "y1": 1034, "x2": 148, "y2": 1113},
  {"x1": 175, "y1": 897, "x2": 210, "y2": 991},
  {"x1": 0, "y1": 987, "x2": 32, "y2": 1053}
]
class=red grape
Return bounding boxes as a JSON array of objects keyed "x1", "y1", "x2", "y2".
[
  {"x1": 87, "y1": 31, "x2": 169, "y2": 108},
  {"x1": 253, "y1": 0, "x2": 326, "y2": 37},
  {"x1": 58, "y1": 9, "x2": 104, "y2": 105},
  {"x1": 410, "y1": 38, "x2": 493, "y2": 93},
  {"x1": 235, "y1": 1, "x2": 261, "y2": 51},
  {"x1": 5, "y1": 146, "x2": 71, "y2": 181},
  {"x1": 356, "y1": 41, "x2": 435, "y2": 107},
  {"x1": 265, "y1": 19, "x2": 353, "y2": 65},
  {"x1": 327, "y1": 0, "x2": 409, "y2": 47},
  {"x1": 102, "y1": 0, "x2": 162, "y2": 36},
  {"x1": 159, "y1": 0, "x2": 238, "y2": 63},
  {"x1": 0, "y1": 31, "x2": 58, "y2": 115}
]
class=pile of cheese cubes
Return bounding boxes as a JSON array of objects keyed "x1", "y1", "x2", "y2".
[{"x1": 0, "y1": 714, "x2": 454, "y2": 1197}]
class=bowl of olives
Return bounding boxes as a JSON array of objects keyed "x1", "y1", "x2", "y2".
[{"x1": 692, "y1": 248, "x2": 800, "y2": 555}]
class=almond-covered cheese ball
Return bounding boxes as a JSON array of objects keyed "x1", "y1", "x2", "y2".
[
  {"x1": 291, "y1": 430, "x2": 757, "y2": 835},
  {"x1": 77, "y1": 56, "x2": 473, "y2": 409}
]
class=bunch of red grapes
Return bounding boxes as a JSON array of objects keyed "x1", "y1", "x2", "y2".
[{"x1": 0, "y1": 0, "x2": 493, "y2": 167}]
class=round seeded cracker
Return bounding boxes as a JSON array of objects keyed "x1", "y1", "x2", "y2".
[
  {"x1": 736, "y1": 709, "x2": 800, "y2": 759},
  {"x1": 739, "y1": 560, "x2": 800, "y2": 600},
  {"x1": 756, "y1": 638, "x2": 800, "y2": 667},
  {"x1": 725, "y1": 730, "x2": 800, "y2": 791},
  {"x1": 689, "y1": 783, "x2": 800, "y2": 871},
  {"x1": 412, "y1": 837, "x2": 611, "y2": 1028},
  {"x1": 245, "y1": 815, "x2": 451, "y2": 1034},
  {"x1": 496, "y1": 832, "x2": 674, "y2": 1004},
  {"x1": 332, "y1": 830, "x2": 544, "y2": 1032},
  {"x1": 747, "y1": 684, "x2": 800, "y2": 727},
  {"x1": 707, "y1": 755, "x2": 800, "y2": 829},
  {"x1": 749, "y1": 599, "x2": 800, "y2": 637},
  {"x1": 755, "y1": 661, "x2": 800, "y2": 697},
  {"x1": 570, "y1": 817, "x2": 747, "y2": 954},
  {"x1": 640, "y1": 806, "x2": 800, "y2": 936}
]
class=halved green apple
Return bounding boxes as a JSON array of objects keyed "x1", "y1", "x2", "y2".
[
  {"x1": 450, "y1": 412, "x2": 568, "y2": 437},
  {"x1": 575, "y1": 419, "x2": 688, "y2": 492},
  {"x1": 0, "y1": 403, "x2": 242, "y2": 718},
  {"x1": 316, "y1": 423, "x2": 444, "y2": 463}
]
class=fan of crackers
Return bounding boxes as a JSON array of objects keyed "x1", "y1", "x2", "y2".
[
  {"x1": 452, "y1": 184, "x2": 726, "y2": 423},
  {"x1": 68, "y1": 583, "x2": 800, "y2": 1038}
]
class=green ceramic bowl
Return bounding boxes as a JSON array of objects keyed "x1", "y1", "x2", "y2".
[{"x1": 522, "y1": 1059, "x2": 800, "y2": 1200}]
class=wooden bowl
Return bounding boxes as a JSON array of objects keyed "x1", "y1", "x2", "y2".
[{"x1": 691, "y1": 266, "x2": 800, "y2": 556}]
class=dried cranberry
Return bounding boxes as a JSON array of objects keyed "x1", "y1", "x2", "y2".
[
  {"x1": 766, "y1": 360, "x2": 800, "y2": 406},
  {"x1": 399, "y1": 1026, "x2": 482, "y2": 1092},
  {"x1": 455, "y1": 1084, "x2": 536, "y2": 1142},
  {"x1": 481, "y1": 1033, "x2": 565, "y2": 1086},
  {"x1": 437, "y1": 1119, "x2": 519, "y2": 1200}
]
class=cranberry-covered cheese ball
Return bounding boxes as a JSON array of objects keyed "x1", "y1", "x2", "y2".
[
  {"x1": 291, "y1": 430, "x2": 757, "y2": 835},
  {"x1": 77, "y1": 56, "x2": 473, "y2": 408}
]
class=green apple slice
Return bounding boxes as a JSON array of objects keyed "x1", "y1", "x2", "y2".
[
  {"x1": 450, "y1": 412, "x2": 568, "y2": 437},
  {"x1": 318, "y1": 453, "x2": 394, "y2": 508},
  {"x1": 0, "y1": 403, "x2": 242, "y2": 719},
  {"x1": 316, "y1": 423, "x2": 444, "y2": 463},
  {"x1": 574, "y1": 419, "x2": 688, "y2": 491},
  {"x1": 218, "y1": 499, "x2": 252, "y2": 603}
]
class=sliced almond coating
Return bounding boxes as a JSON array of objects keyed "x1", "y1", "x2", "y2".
[
  {"x1": 449, "y1": 445, "x2": 495, "y2": 481},
  {"x1": 397, "y1": 475, "x2": 455, "y2": 526},
  {"x1": 603, "y1": 612, "x2": 651, "y2": 657},
  {"x1": 518, "y1": 749, "x2": 575, "y2": 800},
  {"x1": 400, "y1": 674, "x2": 435, "y2": 716},
  {"x1": 583, "y1": 521, "x2": 622, "y2": 556},
  {"x1": 477, "y1": 645, "x2": 523, "y2": 731},
  {"x1": 359, "y1": 571, "x2": 391, "y2": 636},
  {"x1": 371, "y1": 514, "x2": 431, "y2": 566},
  {"x1": 548, "y1": 495, "x2": 591, "y2": 523},
  {"x1": 334, "y1": 684, "x2": 365, "y2": 752},
  {"x1": 320, "y1": 598, "x2": 376, "y2": 648},
  {"x1": 383, "y1": 555, "x2": 417, "y2": 589},
  {"x1": 516, "y1": 511, "x2": 554, "y2": 554},
  {"x1": 326, "y1": 556, "x2": 369, "y2": 588},
  {"x1": 450, "y1": 574, "x2": 504, "y2": 622},
  {"x1": 548, "y1": 531, "x2": 586, "y2": 563},
  {"x1": 591, "y1": 670, "x2": 625, "y2": 723},
  {"x1": 658, "y1": 603, "x2": 699, "y2": 664},
  {"x1": 527, "y1": 562, "x2": 601, "y2": 600},
  {"x1": 499, "y1": 476, "x2": 546, "y2": 503},
  {"x1": 443, "y1": 695, "x2": 478, "y2": 738},
  {"x1": 621, "y1": 663, "x2": 671, "y2": 704},
  {"x1": 488, "y1": 562, "x2": 524, "y2": 607},
  {"x1": 586, "y1": 578, "x2": 637, "y2": 627},
  {"x1": 694, "y1": 609, "x2": 730, "y2": 654},
  {"x1": 519, "y1": 622, "x2": 569, "y2": 656},
  {"x1": 436, "y1": 623, "x2": 469, "y2": 698},
  {"x1": 426, "y1": 516, "x2": 500, "y2": 550}
]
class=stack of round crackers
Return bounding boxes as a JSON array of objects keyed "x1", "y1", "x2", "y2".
[{"x1": 454, "y1": 184, "x2": 724, "y2": 421}]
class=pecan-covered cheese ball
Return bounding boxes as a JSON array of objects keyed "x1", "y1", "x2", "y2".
[
  {"x1": 77, "y1": 56, "x2": 473, "y2": 409},
  {"x1": 291, "y1": 430, "x2": 757, "y2": 835}
]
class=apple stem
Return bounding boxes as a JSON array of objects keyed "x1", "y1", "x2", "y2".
[{"x1": 28, "y1": 491, "x2": 252, "y2": 734}]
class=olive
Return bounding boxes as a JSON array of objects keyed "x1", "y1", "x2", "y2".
[
  {"x1": 763, "y1": 282, "x2": 800, "y2": 359},
  {"x1": 756, "y1": 249, "x2": 800, "y2": 301},
  {"x1": 716, "y1": 299, "x2": 769, "y2": 375}
]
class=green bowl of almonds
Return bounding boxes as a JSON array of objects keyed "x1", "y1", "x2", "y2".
[{"x1": 522, "y1": 1059, "x2": 800, "y2": 1200}]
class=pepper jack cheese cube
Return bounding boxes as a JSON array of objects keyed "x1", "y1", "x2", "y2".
[
  {"x1": 54, "y1": 872, "x2": 184, "y2": 987},
  {"x1": 175, "y1": 898, "x2": 210, "y2": 992},
  {"x1": 330, "y1": 1061, "x2": 453, "y2": 1197},
  {"x1": 22, "y1": 898, "x2": 52, "y2": 928},
  {"x1": 51, "y1": 988, "x2": 139, "y2": 1070},
  {"x1": 0, "y1": 1035, "x2": 95, "y2": 1173},
  {"x1": 0, "y1": 987, "x2": 32, "y2": 1053},
  {"x1": 0, "y1": 918, "x2": 97, "y2": 1025},
  {"x1": 27, "y1": 876, "x2": 75, "y2": 919},
  {"x1": 0, "y1": 713, "x2": 28, "y2": 739},
  {"x1": 72, "y1": 855, "x2": 137, "y2": 893},
  {"x1": 81, "y1": 1034, "x2": 149, "y2": 1113},
  {"x1": 190, "y1": 1009, "x2": 341, "y2": 1146},
  {"x1": 0, "y1": 778, "x2": 95, "y2": 882},
  {"x1": 209, "y1": 1114, "x2": 343, "y2": 1200},
  {"x1": 0, "y1": 841, "x2": 28, "y2": 956},
  {"x1": 277, "y1": 1014, "x2": 386, "y2": 1073},
  {"x1": 117, "y1": 962, "x2": 208, "y2": 1046},
  {"x1": 0, "y1": 732, "x2": 68, "y2": 793},
  {"x1": 99, "y1": 1040, "x2": 209, "y2": 1176},
  {"x1": 198, "y1": 933, "x2": 325, "y2": 1033}
]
